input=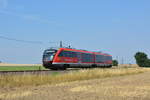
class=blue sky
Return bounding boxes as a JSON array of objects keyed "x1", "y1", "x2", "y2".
[{"x1": 0, "y1": 0, "x2": 150, "y2": 64}]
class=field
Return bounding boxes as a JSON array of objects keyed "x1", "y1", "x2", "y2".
[
  {"x1": 0, "y1": 66, "x2": 46, "y2": 71},
  {"x1": 0, "y1": 63, "x2": 41, "y2": 66},
  {"x1": 0, "y1": 63, "x2": 46, "y2": 71},
  {"x1": 0, "y1": 63, "x2": 139, "y2": 71},
  {"x1": 0, "y1": 67, "x2": 150, "y2": 100}
]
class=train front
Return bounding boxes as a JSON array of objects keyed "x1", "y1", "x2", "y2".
[{"x1": 42, "y1": 48, "x2": 57, "y2": 68}]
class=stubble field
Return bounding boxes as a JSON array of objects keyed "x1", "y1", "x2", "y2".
[{"x1": 0, "y1": 67, "x2": 150, "y2": 100}]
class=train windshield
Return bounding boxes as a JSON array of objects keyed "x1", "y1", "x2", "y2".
[{"x1": 43, "y1": 50, "x2": 57, "y2": 61}]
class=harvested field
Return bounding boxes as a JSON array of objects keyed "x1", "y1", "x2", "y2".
[
  {"x1": 0, "y1": 68, "x2": 147, "y2": 88},
  {"x1": 0, "y1": 68, "x2": 150, "y2": 100},
  {"x1": 118, "y1": 64, "x2": 139, "y2": 68}
]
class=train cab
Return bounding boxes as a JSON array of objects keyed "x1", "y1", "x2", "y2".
[{"x1": 42, "y1": 48, "x2": 57, "y2": 68}]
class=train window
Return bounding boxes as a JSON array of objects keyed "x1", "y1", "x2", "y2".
[
  {"x1": 65, "y1": 51, "x2": 70, "y2": 57},
  {"x1": 103, "y1": 56, "x2": 106, "y2": 62},
  {"x1": 58, "y1": 51, "x2": 77, "y2": 58},
  {"x1": 95, "y1": 55, "x2": 104, "y2": 63},
  {"x1": 107, "y1": 56, "x2": 112, "y2": 61},
  {"x1": 73, "y1": 52, "x2": 77, "y2": 57},
  {"x1": 58, "y1": 51, "x2": 67, "y2": 57},
  {"x1": 82, "y1": 53, "x2": 94, "y2": 62},
  {"x1": 58, "y1": 51, "x2": 64, "y2": 57},
  {"x1": 101, "y1": 55, "x2": 112, "y2": 62}
]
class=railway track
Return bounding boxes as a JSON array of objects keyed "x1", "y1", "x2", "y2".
[
  {"x1": 0, "y1": 69, "x2": 79, "y2": 75},
  {"x1": 0, "y1": 67, "x2": 116, "y2": 75}
]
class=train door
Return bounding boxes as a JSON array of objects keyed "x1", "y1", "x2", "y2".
[{"x1": 77, "y1": 52, "x2": 82, "y2": 64}]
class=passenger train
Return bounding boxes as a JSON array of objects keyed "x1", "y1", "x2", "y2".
[{"x1": 42, "y1": 47, "x2": 112, "y2": 70}]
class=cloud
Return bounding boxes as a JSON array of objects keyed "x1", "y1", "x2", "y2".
[{"x1": 0, "y1": 0, "x2": 8, "y2": 9}]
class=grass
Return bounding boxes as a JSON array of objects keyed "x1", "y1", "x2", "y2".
[
  {"x1": 1, "y1": 68, "x2": 150, "y2": 100},
  {"x1": 0, "y1": 68, "x2": 149, "y2": 88},
  {"x1": 0, "y1": 66, "x2": 47, "y2": 71}
]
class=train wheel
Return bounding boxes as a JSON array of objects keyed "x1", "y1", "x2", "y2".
[
  {"x1": 108, "y1": 65, "x2": 112, "y2": 68},
  {"x1": 60, "y1": 66, "x2": 66, "y2": 70},
  {"x1": 50, "y1": 68, "x2": 58, "y2": 70},
  {"x1": 92, "y1": 64, "x2": 97, "y2": 68},
  {"x1": 61, "y1": 64, "x2": 69, "y2": 70}
]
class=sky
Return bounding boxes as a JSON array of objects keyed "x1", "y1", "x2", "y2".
[{"x1": 0, "y1": 0, "x2": 150, "y2": 64}]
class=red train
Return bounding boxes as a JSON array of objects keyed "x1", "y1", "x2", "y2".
[{"x1": 42, "y1": 47, "x2": 112, "y2": 70}]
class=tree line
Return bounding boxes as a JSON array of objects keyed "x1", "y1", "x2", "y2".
[
  {"x1": 134, "y1": 52, "x2": 150, "y2": 67},
  {"x1": 113, "y1": 52, "x2": 150, "y2": 67}
]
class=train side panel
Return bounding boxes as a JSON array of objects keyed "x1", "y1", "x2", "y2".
[{"x1": 43, "y1": 48, "x2": 112, "y2": 69}]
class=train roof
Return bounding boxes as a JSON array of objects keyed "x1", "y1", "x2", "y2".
[
  {"x1": 59, "y1": 48, "x2": 112, "y2": 56},
  {"x1": 45, "y1": 47, "x2": 112, "y2": 56}
]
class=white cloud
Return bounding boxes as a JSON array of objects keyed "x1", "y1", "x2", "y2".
[{"x1": 0, "y1": 0, "x2": 8, "y2": 9}]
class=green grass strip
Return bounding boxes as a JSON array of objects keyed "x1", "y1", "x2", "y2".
[{"x1": 0, "y1": 66, "x2": 47, "y2": 71}]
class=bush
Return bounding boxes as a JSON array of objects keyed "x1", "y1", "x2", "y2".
[
  {"x1": 145, "y1": 59, "x2": 150, "y2": 67},
  {"x1": 113, "y1": 60, "x2": 118, "y2": 66},
  {"x1": 134, "y1": 52, "x2": 150, "y2": 67}
]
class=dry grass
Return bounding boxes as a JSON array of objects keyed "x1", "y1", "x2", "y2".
[
  {"x1": 117, "y1": 64, "x2": 139, "y2": 68},
  {"x1": 0, "y1": 68, "x2": 149, "y2": 88},
  {"x1": 1, "y1": 68, "x2": 150, "y2": 100}
]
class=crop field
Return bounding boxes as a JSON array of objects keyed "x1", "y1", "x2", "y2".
[{"x1": 0, "y1": 67, "x2": 150, "y2": 100}]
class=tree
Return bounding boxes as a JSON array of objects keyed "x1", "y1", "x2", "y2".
[
  {"x1": 113, "y1": 60, "x2": 118, "y2": 66},
  {"x1": 145, "y1": 59, "x2": 150, "y2": 67},
  {"x1": 134, "y1": 52, "x2": 150, "y2": 67}
]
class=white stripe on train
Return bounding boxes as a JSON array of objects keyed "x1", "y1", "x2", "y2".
[{"x1": 52, "y1": 62, "x2": 111, "y2": 67}]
